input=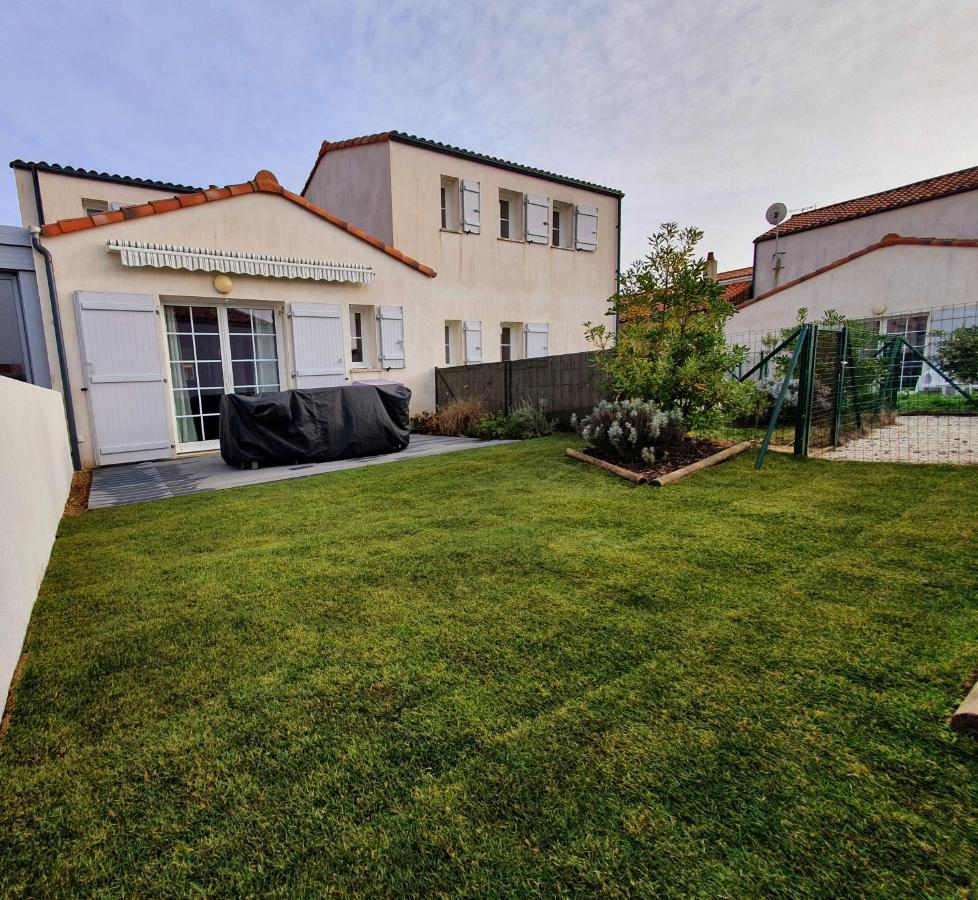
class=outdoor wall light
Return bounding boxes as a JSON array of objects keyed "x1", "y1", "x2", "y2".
[
  {"x1": 213, "y1": 274, "x2": 233, "y2": 295},
  {"x1": 871, "y1": 303, "x2": 887, "y2": 315}
]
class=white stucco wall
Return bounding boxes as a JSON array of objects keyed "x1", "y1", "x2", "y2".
[
  {"x1": 753, "y1": 190, "x2": 978, "y2": 296},
  {"x1": 0, "y1": 378, "x2": 73, "y2": 715},
  {"x1": 728, "y1": 243, "x2": 978, "y2": 339},
  {"x1": 306, "y1": 139, "x2": 621, "y2": 364},
  {"x1": 38, "y1": 191, "x2": 451, "y2": 467},
  {"x1": 15, "y1": 168, "x2": 195, "y2": 228},
  {"x1": 303, "y1": 142, "x2": 394, "y2": 246}
]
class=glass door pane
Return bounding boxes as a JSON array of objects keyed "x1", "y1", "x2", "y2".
[
  {"x1": 228, "y1": 307, "x2": 281, "y2": 395},
  {"x1": 165, "y1": 305, "x2": 225, "y2": 444}
]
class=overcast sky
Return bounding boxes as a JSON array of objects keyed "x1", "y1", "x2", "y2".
[{"x1": 1, "y1": 0, "x2": 974, "y2": 270}]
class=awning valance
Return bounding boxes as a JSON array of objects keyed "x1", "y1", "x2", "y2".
[{"x1": 106, "y1": 240, "x2": 375, "y2": 284}]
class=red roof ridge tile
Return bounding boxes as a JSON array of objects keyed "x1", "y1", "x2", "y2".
[
  {"x1": 39, "y1": 170, "x2": 436, "y2": 278},
  {"x1": 739, "y1": 235, "x2": 978, "y2": 310}
]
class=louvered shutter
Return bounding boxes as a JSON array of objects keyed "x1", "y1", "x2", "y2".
[
  {"x1": 575, "y1": 205, "x2": 598, "y2": 251},
  {"x1": 74, "y1": 291, "x2": 172, "y2": 466},
  {"x1": 461, "y1": 179, "x2": 481, "y2": 234},
  {"x1": 464, "y1": 320, "x2": 482, "y2": 363},
  {"x1": 525, "y1": 194, "x2": 549, "y2": 244},
  {"x1": 378, "y1": 306, "x2": 406, "y2": 369},
  {"x1": 290, "y1": 302, "x2": 345, "y2": 387},
  {"x1": 525, "y1": 322, "x2": 549, "y2": 358}
]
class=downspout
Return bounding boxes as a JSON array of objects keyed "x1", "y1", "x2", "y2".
[
  {"x1": 28, "y1": 165, "x2": 81, "y2": 470},
  {"x1": 614, "y1": 194, "x2": 622, "y2": 339}
]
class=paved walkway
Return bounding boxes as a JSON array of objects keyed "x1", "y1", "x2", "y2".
[
  {"x1": 815, "y1": 415, "x2": 978, "y2": 464},
  {"x1": 89, "y1": 435, "x2": 511, "y2": 509}
]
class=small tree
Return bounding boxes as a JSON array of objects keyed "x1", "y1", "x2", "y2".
[
  {"x1": 938, "y1": 325, "x2": 978, "y2": 384},
  {"x1": 584, "y1": 223, "x2": 753, "y2": 430}
]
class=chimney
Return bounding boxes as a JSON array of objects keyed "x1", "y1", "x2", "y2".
[{"x1": 705, "y1": 251, "x2": 718, "y2": 280}]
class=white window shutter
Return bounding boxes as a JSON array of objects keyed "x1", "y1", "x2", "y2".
[
  {"x1": 575, "y1": 205, "x2": 598, "y2": 251},
  {"x1": 464, "y1": 320, "x2": 482, "y2": 363},
  {"x1": 525, "y1": 194, "x2": 549, "y2": 244},
  {"x1": 525, "y1": 322, "x2": 549, "y2": 358},
  {"x1": 461, "y1": 179, "x2": 481, "y2": 234},
  {"x1": 290, "y1": 302, "x2": 345, "y2": 387},
  {"x1": 378, "y1": 306, "x2": 406, "y2": 369},
  {"x1": 74, "y1": 291, "x2": 171, "y2": 466}
]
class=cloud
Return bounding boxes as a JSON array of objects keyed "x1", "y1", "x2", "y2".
[{"x1": 1, "y1": 0, "x2": 974, "y2": 270}]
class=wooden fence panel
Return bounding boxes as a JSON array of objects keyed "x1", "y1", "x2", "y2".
[{"x1": 435, "y1": 351, "x2": 607, "y2": 421}]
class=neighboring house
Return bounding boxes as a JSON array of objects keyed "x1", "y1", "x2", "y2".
[
  {"x1": 716, "y1": 263, "x2": 752, "y2": 308},
  {"x1": 0, "y1": 225, "x2": 49, "y2": 386},
  {"x1": 730, "y1": 164, "x2": 978, "y2": 392},
  {"x1": 9, "y1": 141, "x2": 621, "y2": 469}
]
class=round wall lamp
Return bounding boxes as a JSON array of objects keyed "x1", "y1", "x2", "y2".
[
  {"x1": 871, "y1": 303, "x2": 887, "y2": 316},
  {"x1": 213, "y1": 274, "x2": 233, "y2": 295}
]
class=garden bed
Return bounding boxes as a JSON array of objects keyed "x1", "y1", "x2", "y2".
[{"x1": 567, "y1": 438, "x2": 753, "y2": 485}]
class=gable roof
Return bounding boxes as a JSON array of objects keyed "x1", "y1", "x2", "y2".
[
  {"x1": 38, "y1": 170, "x2": 436, "y2": 278},
  {"x1": 755, "y1": 164, "x2": 978, "y2": 242},
  {"x1": 723, "y1": 281, "x2": 751, "y2": 307},
  {"x1": 738, "y1": 234, "x2": 978, "y2": 310},
  {"x1": 303, "y1": 131, "x2": 624, "y2": 198},
  {"x1": 717, "y1": 265, "x2": 752, "y2": 282},
  {"x1": 10, "y1": 159, "x2": 201, "y2": 194}
]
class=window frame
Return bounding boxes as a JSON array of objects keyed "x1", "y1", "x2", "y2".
[
  {"x1": 440, "y1": 176, "x2": 461, "y2": 232},
  {"x1": 552, "y1": 200, "x2": 575, "y2": 249}
]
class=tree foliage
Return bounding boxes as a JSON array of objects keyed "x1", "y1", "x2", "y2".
[
  {"x1": 938, "y1": 325, "x2": 978, "y2": 384},
  {"x1": 584, "y1": 223, "x2": 753, "y2": 429}
]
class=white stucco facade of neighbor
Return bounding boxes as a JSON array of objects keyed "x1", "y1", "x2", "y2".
[
  {"x1": 730, "y1": 164, "x2": 978, "y2": 393},
  {"x1": 10, "y1": 139, "x2": 621, "y2": 470},
  {"x1": 0, "y1": 377, "x2": 73, "y2": 714}
]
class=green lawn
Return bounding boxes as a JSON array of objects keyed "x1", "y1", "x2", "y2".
[{"x1": 2, "y1": 437, "x2": 977, "y2": 896}]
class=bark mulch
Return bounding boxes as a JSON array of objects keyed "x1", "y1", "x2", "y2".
[{"x1": 64, "y1": 470, "x2": 92, "y2": 516}]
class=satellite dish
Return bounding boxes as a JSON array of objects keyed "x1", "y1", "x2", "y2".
[{"x1": 766, "y1": 202, "x2": 788, "y2": 227}]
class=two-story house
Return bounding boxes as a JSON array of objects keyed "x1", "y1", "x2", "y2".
[{"x1": 8, "y1": 136, "x2": 622, "y2": 469}]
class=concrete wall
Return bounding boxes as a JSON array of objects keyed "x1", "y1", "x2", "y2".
[
  {"x1": 754, "y1": 190, "x2": 978, "y2": 296},
  {"x1": 728, "y1": 243, "x2": 978, "y2": 338},
  {"x1": 303, "y1": 142, "x2": 394, "y2": 245},
  {"x1": 0, "y1": 377, "x2": 73, "y2": 715}
]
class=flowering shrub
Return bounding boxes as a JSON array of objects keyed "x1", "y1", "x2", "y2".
[{"x1": 572, "y1": 399, "x2": 685, "y2": 465}]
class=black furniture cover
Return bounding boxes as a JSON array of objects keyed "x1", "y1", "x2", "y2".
[{"x1": 220, "y1": 383, "x2": 411, "y2": 467}]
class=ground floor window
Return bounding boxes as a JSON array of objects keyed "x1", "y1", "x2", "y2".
[
  {"x1": 164, "y1": 303, "x2": 281, "y2": 447},
  {"x1": 501, "y1": 325, "x2": 512, "y2": 361},
  {"x1": 858, "y1": 314, "x2": 929, "y2": 392},
  {"x1": 349, "y1": 305, "x2": 376, "y2": 368}
]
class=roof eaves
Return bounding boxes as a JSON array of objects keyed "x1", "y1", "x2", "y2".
[{"x1": 10, "y1": 159, "x2": 201, "y2": 194}]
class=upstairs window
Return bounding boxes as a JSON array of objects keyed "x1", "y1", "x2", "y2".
[
  {"x1": 82, "y1": 198, "x2": 124, "y2": 217},
  {"x1": 552, "y1": 200, "x2": 574, "y2": 249},
  {"x1": 440, "y1": 176, "x2": 460, "y2": 231},
  {"x1": 498, "y1": 189, "x2": 524, "y2": 241}
]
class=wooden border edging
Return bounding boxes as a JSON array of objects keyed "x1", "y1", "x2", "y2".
[
  {"x1": 651, "y1": 441, "x2": 754, "y2": 486},
  {"x1": 565, "y1": 448, "x2": 648, "y2": 484},
  {"x1": 951, "y1": 678, "x2": 978, "y2": 735}
]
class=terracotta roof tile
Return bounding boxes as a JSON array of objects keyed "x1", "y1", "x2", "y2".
[
  {"x1": 739, "y1": 234, "x2": 978, "y2": 310},
  {"x1": 303, "y1": 130, "x2": 624, "y2": 198},
  {"x1": 39, "y1": 169, "x2": 437, "y2": 278},
  {"x1": 9, "y1": 159, "x2": 200, "y2": 193},
  {"x1": 755, "y1": 165, "x2": 978, "y2": 242},
  {"x1": 723, "y1": 281, "x2": 751, "y2": 307},
  {"x1": 717, "y1": 265, "x2": 752, "y2": 282}
]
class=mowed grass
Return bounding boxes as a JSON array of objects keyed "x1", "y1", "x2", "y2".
[{"x1": 2, "y1": 437, "x2": 977, "y2": 896}]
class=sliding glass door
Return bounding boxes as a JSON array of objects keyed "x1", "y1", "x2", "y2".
[{"x1": 164, "y1": 304, "x2": 282, "y2": 451}]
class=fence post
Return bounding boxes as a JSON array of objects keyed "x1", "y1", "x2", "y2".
[
  {"x1": 794, "y1": 324, "x2": 818, "y2": 457},
  {"x1": 830, "y1": 326, "x2": 848, "y2": 446}
]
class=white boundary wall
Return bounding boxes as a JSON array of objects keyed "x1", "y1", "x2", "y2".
[{"x1": 0, "y1": 378, "x2": 72, "y2": 714}]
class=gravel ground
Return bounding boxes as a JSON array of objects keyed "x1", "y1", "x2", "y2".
[{"x1": 815, "y1": 415, "x2": 978, "y2": 464}]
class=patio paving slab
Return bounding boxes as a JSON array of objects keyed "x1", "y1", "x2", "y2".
[{"x1": 89, "y1": 435, "x2": 510, "y2": 509}]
